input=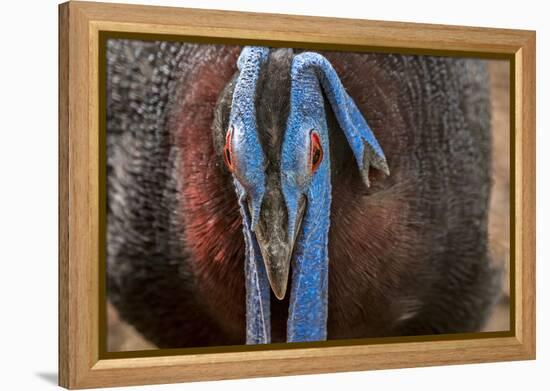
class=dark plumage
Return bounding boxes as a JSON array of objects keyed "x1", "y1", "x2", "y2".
[{"x1": 107, "y1": 40, "x2": 500, "y2": 348}]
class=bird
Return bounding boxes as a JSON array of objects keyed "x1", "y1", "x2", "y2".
[{"x1": 106, "y1": 40, "x2": 501, "y2": 348}]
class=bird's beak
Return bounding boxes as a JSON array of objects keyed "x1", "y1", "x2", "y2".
[{"x1": 251, "y1": 196, "x2": 306, "y2": 300}]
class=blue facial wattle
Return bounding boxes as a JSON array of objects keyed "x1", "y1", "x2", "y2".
[
  {"x1": 228, "y1": 46, "x2": 272, "y2": 344},
  {"x1": 229, "y1": 47, "x2": 269, "y2": 230},
  {"x1": 228, "y1": 47, "x2": 389, "y2": 344}
]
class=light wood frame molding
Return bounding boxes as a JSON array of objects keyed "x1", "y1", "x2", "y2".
[{"x1": 58, "y1": 1, "x2": 536, "y2": 389}]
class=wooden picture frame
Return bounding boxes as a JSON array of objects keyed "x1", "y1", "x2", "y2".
[{"x1": 58, "y1": 1, "x2": 536, "y2": 388}]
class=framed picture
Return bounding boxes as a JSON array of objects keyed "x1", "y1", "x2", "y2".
[{"x1": 58, "y1": 1, "x2": 536, "y2": 389}]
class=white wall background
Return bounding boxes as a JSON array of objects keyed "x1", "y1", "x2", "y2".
[{"x1": 0, "y1": 0, "x2": 546, "y2": 389}]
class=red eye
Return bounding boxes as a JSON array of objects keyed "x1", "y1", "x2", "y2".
[
  {"x1": 223, "y1": 127, "x2": 234, "y2": 172},
  {"x1": 310, "y1": 131, "x2": 323, "y2": 173}
]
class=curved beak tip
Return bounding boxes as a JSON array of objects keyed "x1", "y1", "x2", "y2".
[
  {"x1": 271, "y1": 281, "x2": 288, "y2": 300},
  {"x1": 265, "y1": 266, "x2": 289, "y2": 300},
  {"x1": 255, "y1": 236, "x2": 292, "y2": 301}
]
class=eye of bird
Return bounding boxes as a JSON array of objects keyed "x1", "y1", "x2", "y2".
[
  {"x1": 310, "y1": 131, "x2": 323, "y2": 173},
  {"x1": 223, "y1": 127, "x2": 234, "y2": 171}
]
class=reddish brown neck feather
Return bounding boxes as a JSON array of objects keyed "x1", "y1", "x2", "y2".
[{"x1": 171, "y1": 47, "x2": 246, "y2": 340}]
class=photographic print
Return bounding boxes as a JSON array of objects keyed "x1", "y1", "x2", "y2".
[
  {"x1": 105, "y1": 40, "x2": 510, "y2": 351},
  {"x1": 59, "y1": 2, "x2": 535, "y2": 387}
]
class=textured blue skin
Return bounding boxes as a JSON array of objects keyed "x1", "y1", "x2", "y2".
[
  {"x1": 229, "y1": 47, "x2": 272, "y2": 344},
  {"x1": 284, "y1": 52, "x2": 388, "y2": 341},
  {"x1": 231, "y1": 47, "x2": 388, "y2": 344},
  {"x1": 229, "y1": 47, "x2": 269, "y2": 231},
  {"x1": 238, "y1": 182, "x2": 272, "y2": 344},
  {"x1": 292, "y1": 53, "x2": 386, "y2": 169}
]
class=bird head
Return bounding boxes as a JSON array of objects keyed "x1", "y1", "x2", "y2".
[{"x1": 213, "y1": 46, "x2": 389, "y2": 343}]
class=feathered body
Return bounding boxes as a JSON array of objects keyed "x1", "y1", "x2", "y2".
[{"x1": 107, "y1": 40, "x2": 499, "y2": 348}]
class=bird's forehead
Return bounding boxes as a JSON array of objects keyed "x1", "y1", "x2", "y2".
[{"x1": 253, "y1": 48, "x2": 294, "y2": 168}]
